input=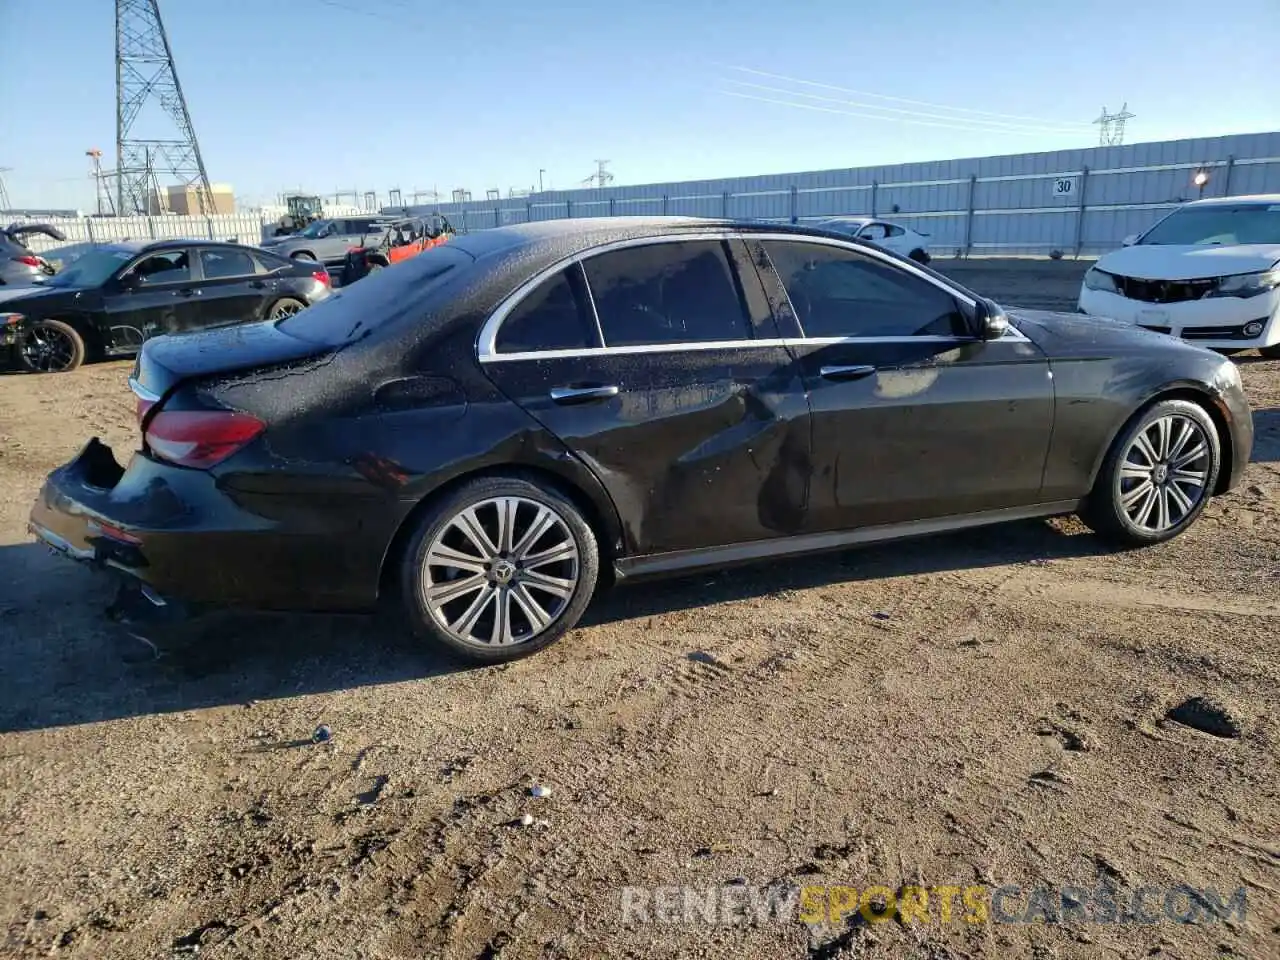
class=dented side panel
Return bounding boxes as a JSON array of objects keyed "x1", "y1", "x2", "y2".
[{"x1": 482, "y1": 347, "x2": 812, "y2": 555}]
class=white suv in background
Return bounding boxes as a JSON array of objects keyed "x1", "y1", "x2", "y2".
[{"x1": 1078, "y1": 195, "x2": 1280, "y2": 358}]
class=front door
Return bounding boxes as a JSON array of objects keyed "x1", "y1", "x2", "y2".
[
  {"x1": 752, "y1": 237, "x2": 1054, "y2": 531},
  {"x1": 101, "y1": 248, "x2": 203, "y2": 350},
  {"x1": 479, "y1": 237, "x2": 811, "y2": 557},
  {"x1": 194, "y1": 246, "x2": 271, "y2": 328}
]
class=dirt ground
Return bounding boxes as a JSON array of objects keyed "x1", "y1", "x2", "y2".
[{"x1": 1, "y1": 260, "x2": 1278, "y2": 960}]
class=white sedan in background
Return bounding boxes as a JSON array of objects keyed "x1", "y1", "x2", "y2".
[
  {"x1": 815, "y1": 217, "x2": 932, "y2": 263},
  {"x1": 1078, "y1": 195, "x2": 1280, "y2": 358}
]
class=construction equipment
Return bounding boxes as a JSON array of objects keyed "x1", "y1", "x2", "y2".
[{"x1": 273, "y1": 195, "x2": 324, "y2": 236}]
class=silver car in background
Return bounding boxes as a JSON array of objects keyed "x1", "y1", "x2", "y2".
[{"x1": 0, "y1": 223, "x2": 67, "y2": 286}]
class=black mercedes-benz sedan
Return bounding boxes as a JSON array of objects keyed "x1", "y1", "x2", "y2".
[
  {"x1": 0, "y1": 238, "x2": 332, "y2": 372},
  {"x1": 28, "y1": 217, "x2": 1254, "y2": 662}
]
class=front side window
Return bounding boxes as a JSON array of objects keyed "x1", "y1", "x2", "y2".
[
  {"x1": 582, "y1": 240, "x2": 751, "y2": 347},
  {"x1": 858, "y1": 222, "x2": 889, "y2": 240},
  {"x1": 885, "y1": 224, "x2": 906, "y2": 238},
  {"x1": 130, "y1": 251, "x2": 191, "y2": 286},
  {"x1": 762, "y1": 241, "x2": 967, "y2": 338},
  {"x1": 496, "y1": 267, "x2": 599, "y2": 353}
]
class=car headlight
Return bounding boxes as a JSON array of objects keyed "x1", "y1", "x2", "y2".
[
  {"x1": 1083, "y1": 267, "x2": 1118, "y2": 293},
  {"x1": 1206, "y1": 268, "x2": 1280, "y2": 299}
]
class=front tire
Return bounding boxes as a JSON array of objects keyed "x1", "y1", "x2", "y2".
[
  {"x1": 1258, "y1": 344, "x2": 1280, "y2": 360},
  {"x1": 1079, "y1": 399, "x2": 1220, "y2": 546},
  {"x1": 400, "y1": 476, "x2": 600, "y2": 663},
  {"x1": 909, "y1": 248, "x2": 931, "y2": 264},
  {"x1": 19, "y1": 319, "x2": 85, "y2": 373}
]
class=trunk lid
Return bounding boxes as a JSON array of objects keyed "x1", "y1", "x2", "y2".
[{"x1": 131, "y1": 319, "x2": 334, "y2": 401}]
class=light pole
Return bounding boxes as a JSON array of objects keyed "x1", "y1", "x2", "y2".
[
  {"x1": 538, "y1": 169, "x2": 546, "y2": 193},
  {"x1": 1193, "y1": 170, "x2": 1209, "y2": 199}
]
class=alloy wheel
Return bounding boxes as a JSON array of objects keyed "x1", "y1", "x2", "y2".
[
  {"x1": 272, "y1": 301, "x2": 303, "y2": 319},
  {"x1": 421, "y1": 496, "x2": 580, "y2": 648},
  {"x1": 21, "y1": 324, "x2": 76, "y2": 372},
  {"x1": 1116, "y1": 414, "x2": 1210, "y2": 533}
]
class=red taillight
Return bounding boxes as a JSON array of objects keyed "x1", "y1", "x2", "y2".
[
  {"x1": 14, "y1": 255, "x2": 41, "y2": 267},
  {"x1": 313, "y1": 269, "x2": 331, "y2": 288},
  {"x1": 144, "y1": 410, "x2": 265, "y2": 468}
]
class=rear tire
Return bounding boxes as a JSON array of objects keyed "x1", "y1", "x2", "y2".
[
  {"x1": 1258, "y1": 344, "x2": 1280, "y2": 360},
  {"x1": 399, "y1": 475, "x2": 599, "y2": 663},
  {"x1": 267, "y1": 298, "x2": 306, "y2": 320},
  {"x1": 19, "y1": 319, "x2": 85, "y2": 373},
  {"x1": 1079, "y1": 399, "x2": 1220, "y2": 547}
]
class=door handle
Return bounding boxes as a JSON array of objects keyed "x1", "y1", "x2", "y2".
[
  {"x1": 549, "y1": 384, "x2": 620, "y2": 404},
  {"x1": 249, "y1": 280, "x2": 266, "y2": 289},
  {"x1": 819, "y1": 364, "x2": 876, "y2": 381},
  {"x1": 174, "y1": 288, "x2": 200, "y2": 298}
]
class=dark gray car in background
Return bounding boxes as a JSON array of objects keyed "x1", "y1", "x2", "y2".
[
  {"x1": 0, "y1": 223, "x2": 67, "y2": 286},
  {"x1": 259, "y1": 215, "x2": 397, "y2": 267}
]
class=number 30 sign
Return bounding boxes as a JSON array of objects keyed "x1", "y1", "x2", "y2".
[{"x1": 1053, "y1": 177, "x2": 1077, "y2": 197}]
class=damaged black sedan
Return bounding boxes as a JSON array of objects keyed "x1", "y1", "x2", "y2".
[{"x1": 29, "y1": 218, "x2": 1254, "y2": 662}]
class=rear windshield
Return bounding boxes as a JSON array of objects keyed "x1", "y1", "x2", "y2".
[
  {"x1": 1139, "y1": 204, "x2": 1280, "y2": 246},
  {"x1": 274, "y1": 247, "x2": 471, "y2": 346}
]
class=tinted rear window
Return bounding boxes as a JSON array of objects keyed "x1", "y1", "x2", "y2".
[
  {"x1": 495, "y1": 267, "x2": 599, "y2": 353},
  {"x1": 274, "y1": 248, "x2": 469, "y2": 345},
  {"x1": 582, "y1": 240, "x2": 752, "y2": 347}
]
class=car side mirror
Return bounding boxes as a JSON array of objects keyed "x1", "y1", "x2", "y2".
[
  {"x1": 973, "y1": 298, "x2": 1009, "y2": 340},
  {"x1": 1122, "y1": 234, "x2": 1138, "y2": 247}
]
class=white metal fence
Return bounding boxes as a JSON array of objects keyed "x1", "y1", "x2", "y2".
[{"x1": 13, "y1": 214, "x2": 271, "y2": 253}]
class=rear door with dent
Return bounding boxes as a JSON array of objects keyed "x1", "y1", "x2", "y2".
[{"x1": 479, "y1": 236, "x2": 813, "y2": 557}]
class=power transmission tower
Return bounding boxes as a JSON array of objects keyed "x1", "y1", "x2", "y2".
[
  {"x1": 582, "y1": 160, "x2": 614, "y2": 188},
  {"x1": 1093, "y1": 104, "x2": 1135, "y2": 146},
  {"x1": 0, "y1": 167, "x2": 11, "y2": 212},
  {"x1": 116, "y1": 0, "x2": 214, "y2": 215}
]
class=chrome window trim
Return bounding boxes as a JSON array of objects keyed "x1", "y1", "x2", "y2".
[
  {"x1": 482, "y1": 328, "x2": 1028, "y2": 363},
  {"x1": 475, "y1": 229, "x2": 1007, "y2": 363}
]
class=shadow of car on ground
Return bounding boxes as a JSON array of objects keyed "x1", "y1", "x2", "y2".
[{"x1": 0, "y1": 516, "x2": 1123, "y2": 734}]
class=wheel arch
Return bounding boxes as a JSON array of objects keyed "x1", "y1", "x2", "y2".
[
  {"x1": 376, "y1": 461, "x2": 626, "y2": 605},
  {"x1": 1089, "y1": 383, "x2": 1235, "y2": 496}
]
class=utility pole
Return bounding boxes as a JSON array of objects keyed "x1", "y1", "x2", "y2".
[
  {"x1": 0, "y1": 167, "x2": 11, "y2": 213},
  {"x1": 539, "y1": 169, "x2": 546, "y2": 192},
  {"x1": 116, "y1": 0, "x2": 214, "y2": 215},
  {"x1": 1092, "y1": 104, "x2": 1135, "y2": 146}
]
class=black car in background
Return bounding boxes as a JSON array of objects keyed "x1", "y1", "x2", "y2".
[
  {"x1": 0, "y1": 239, "x2": 332, "y2": 372},
  {"x1": 29, "y1": 218, "x2": 1253, "y2": 663}
]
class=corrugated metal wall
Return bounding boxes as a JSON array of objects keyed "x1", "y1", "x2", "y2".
[
  {"x1": 403, "y1": 132, "x2": 1280, "y2": 256},
  {"x1": 15, "y1": 213, "x2": 270, "y2": 254}
]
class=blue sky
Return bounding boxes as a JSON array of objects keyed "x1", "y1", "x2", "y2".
[{"x1": 3, "y1": 0, "x2": 1278, "y2": 210}]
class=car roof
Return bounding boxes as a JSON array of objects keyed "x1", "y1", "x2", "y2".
[
  {"x1": 447, "y1": 215, "x2": 891, "y2": 263},
  {"x1": 1186, "y1": 194, "x2": 1280, "y2": 207},
  {"x1": 819, "y1": 216, "x2": 875, "y2": 225}
]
